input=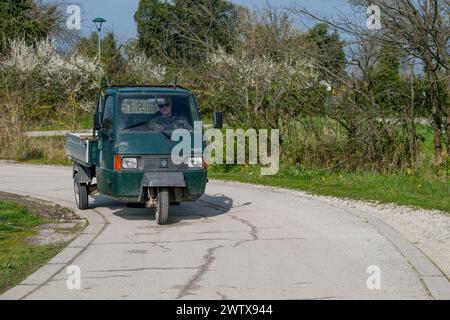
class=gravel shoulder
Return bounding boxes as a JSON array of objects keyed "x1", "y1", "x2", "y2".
[{"x1": 333, "y1": 198, "x2": 450, "y2": 279}]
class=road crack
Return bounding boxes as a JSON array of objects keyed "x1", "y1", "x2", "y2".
[
  {"x1": 176, "y1": 245, "x2": 223, "y2": 299},
  {"x1": 230, "y1": 215, "x2": 258, "y2": 248}
]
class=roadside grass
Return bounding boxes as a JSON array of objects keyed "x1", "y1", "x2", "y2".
[
  {"x1": 24, "y1": 114, "x2": 92, "y2": 132},
  {"x1": 0, "y1": 201, "x2": 66, "y2": 294},
  {"x1": 0, "y1": 136, "x2": 71, "y2": 166},
  {"x1": 209, "y1": 123, "x2": 449, "y2": 213},
  {"x1": 209, "y1": 168, "x2": 450, "y2": 213}
]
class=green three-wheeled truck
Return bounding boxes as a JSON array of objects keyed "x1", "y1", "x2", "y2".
[{"x1": 66, "y1": 85, "x2": 222, "y2": 225}]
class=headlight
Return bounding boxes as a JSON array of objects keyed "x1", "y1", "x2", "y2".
[
  {"x1": 186, "y1": 157, "x2": 203, "y2": 168},
  {"x1": 122, "y1": 157, "x2": 138, "y2": 169}
]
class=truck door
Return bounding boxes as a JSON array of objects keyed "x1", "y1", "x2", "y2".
[{"x1": 97, "y1": 94, "x2": 115, "y2": 195}]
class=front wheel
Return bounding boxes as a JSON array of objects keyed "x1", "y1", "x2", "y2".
[
  {"x1": 155, "y1": 188, "x2": 169, "y2": 225},
  {"x1": 74, "y1": 174, "x2": 89, "y2": 210}
]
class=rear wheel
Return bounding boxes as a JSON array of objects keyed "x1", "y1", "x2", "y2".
[
  {"x1": 155, "y1": 188, "x2": 169, "y2": 225},
  {"x1": 74, "y1": 174, "x2": 89, "y2": 210}
]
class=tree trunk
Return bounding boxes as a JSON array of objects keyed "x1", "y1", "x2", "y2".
[
  {"x1": 445, "y1": 112, "x2": 450, "y2": 157},
  {"x1": 445, "y1": 68, "x2": 450, "y2": 157},
  {"x1": 432, "y1": 114, "x2": 443, "y2": 165},
  {"x1": 422, "y1": 51, "x2": 444, "y2": 165},
  {"x1": 410, "y1": 68, "x2": 418, "y2": 168}
]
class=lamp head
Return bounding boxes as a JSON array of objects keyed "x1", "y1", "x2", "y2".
[{"x1": 93, "y1": 17, "x2": 107, "y2": 32}]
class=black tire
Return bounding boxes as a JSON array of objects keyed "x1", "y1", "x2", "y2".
[
  {"x1": 155, "y1": 187, "x2": 169, "y2": 225},
  {"x1": 74, "y1": 174, "x2": 89, "y2": 210}
]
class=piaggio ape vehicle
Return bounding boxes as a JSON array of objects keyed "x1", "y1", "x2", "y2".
[{"x1": 66, "y1": 85, "x2": 223, "y2": 225}]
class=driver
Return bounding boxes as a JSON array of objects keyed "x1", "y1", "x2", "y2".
[{"x1": 147, "y1": 97, "x2": 193, "y2": 132}]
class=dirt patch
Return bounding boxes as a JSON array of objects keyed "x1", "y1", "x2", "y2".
[
  {"x1": 0, "y1": 192, "x2": 87, "y2": 245},
  {"x1": 0, "y1": 191, "x2": 78, "y2": 221},
  {"x1": 40, "y1": 223, "x2": 79, "y2": 230},
  {"x1": 28, "y1": 230, "x2": 75, "y2": 246}
]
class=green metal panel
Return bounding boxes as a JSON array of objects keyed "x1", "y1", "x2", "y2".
[
  {"x1": 89, "y1": 140, "x2": 99, "y2": 166},
  {"x1": 97, "y1": 92, "x2": 117, "y2": 195},
  {"x1": 118, "y1": 133, "x2": 180, "y2": 155},
  {"x1": 98, "y1": 169, "x2": 206, "y2": 201},
  {"x1": 66, "y1": 134, "x2": 97, "y2": 167},
  {"x1": 112, "y1": 171, "x2": 144, "y2": 197},
  {"x1": 184, "y1": 170, "x2": 207, "y2": 197}
]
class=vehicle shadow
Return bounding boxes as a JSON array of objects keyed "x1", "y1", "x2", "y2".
[{"x1": 90, "y1": 193, "x2": 235, "y2": 225}]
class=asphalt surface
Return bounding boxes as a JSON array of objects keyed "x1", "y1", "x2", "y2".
[{"x1": 0, "y1": 162, "x2": 447, "y2": 300}]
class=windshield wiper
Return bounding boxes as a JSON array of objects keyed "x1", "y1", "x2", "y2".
[
  {"x1": 122, "y1": 121, "x2": 148, "y2": 131},
  {"x1": 122, "y1": 122, "x2": 173, "y2": 141}
]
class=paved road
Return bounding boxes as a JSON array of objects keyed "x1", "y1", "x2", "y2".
[{"x1": 0, "y1": 163, "x2": 446, "y2": 300}]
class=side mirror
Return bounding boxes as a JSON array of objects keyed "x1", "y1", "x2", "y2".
[
  {"x1": 213, "y1": 112, "x2": 223, "y2": 129},
  {"x1": 94, "y1": 112, "x2": 102, "y2": 130}
]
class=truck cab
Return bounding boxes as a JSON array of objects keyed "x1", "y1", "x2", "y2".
[{"x1": 67, "y1": 85, "x2": 210, "y2": 225}]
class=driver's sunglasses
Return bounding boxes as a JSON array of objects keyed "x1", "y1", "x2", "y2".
[{"x1": 159, "y1": 103, "x2": 171, "y2": 109}]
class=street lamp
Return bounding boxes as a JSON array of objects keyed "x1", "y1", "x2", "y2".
[{"x1": 93, "y1": 17, "x2": 107, "y2": 88}]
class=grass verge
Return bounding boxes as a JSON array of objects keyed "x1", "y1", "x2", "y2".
[
  {"x1": 24, "y1": 114, "x2": 93, "y2": 132},
  {"x1": 209, "y1": 168, "x2": 450, "y2": 213},
  {"x1": 0, "y1": 136, "x2": 71, "y2": 166},
  {"x1": 0, "y1": 194, "x2": 82, "y2": 294}
]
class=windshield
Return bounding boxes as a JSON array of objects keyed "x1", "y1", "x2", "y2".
[{"x1": 119, "y1": 94, "x2": 197, "y2": 134}]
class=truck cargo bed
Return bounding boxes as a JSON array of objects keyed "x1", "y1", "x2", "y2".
[{"x1": 66, "y1": 133, "x2": 99, "y2": 167}]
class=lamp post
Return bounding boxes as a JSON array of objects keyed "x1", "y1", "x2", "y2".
[{"x1": 93, "y1": 17, "x2": 106, "y2": 88}]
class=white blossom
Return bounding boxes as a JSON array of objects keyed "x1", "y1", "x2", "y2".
[
  {"x1": 207, "y1": 47, "x2": 317, "y2": 89},
  {"x1": 1, "y1": 38, "x2": 97, "y2": 95},
  {"x1": 127, "y1": 53, "x2": 166, "y2": 83}
]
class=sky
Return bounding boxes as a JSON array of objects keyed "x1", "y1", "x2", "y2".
[{"x1": 62, "y1": 0, "x2": 354, "y2": 42}]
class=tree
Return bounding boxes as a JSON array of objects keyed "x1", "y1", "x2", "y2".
[
  {"x1": 305, "y1": 23, "x2": 346, "y2": 83},
  {"x1": 134, "y1": 0, "x2": 238, "y2": 64},
  {"x1": 292, "y1": 0, "x2": 450, "y2": 164},
  {"x1": 236, "y1": 7, "x2": 305, "y2": 61},
  {"x1": 202, "y1": 7, "x2": 319, "y2": 131},
  {"x1": 349, "y1": 0, "x2": 449, "y2": 164},
  {"x1": 172, "y1": 0, "x2": 238, "y2": 57},
  {"x1": 0, "y1": 0, "x2": 69, "y2": 55},
  {"x1": 134, "y1": 0, "x2": 171, "y2": 59},
  {"x1": 367, "y1": 46, "x2": 404, "y2": 113},
  {"x1": 76, "y1": 32, "x2": 125, "y2": 82}
]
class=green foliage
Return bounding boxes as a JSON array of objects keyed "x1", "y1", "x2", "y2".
[
  {"x1": 0, "y1": 136, "x2": 72, "y2": 166},
  {"x1": 305, "y1": 23, "x2": 346, "y2": 82},
  {"x1": 0, "y1": 2, "x2": 444, "y2": 178},
  {"x1": 76, "y1": 32, "x2": 126, "y2": 81},
  {"x1": 0, "y1": 0, "x2": 56, "y2": 54},
  {"x1": 209, "y1": 168, "x2": 450, "y2": 213},
  {"x1": 134, "y1": 0, "x2": 171, "y2": 59},
  {"x1": 134, "y1": 0, "x2": 238, "y2": 63},
  {"x1": 368, "y1": 46, "x2": 404, "y2": 112},
  {"x1": 0, "y1": 38, "x2": 97, "y2": 137}
]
